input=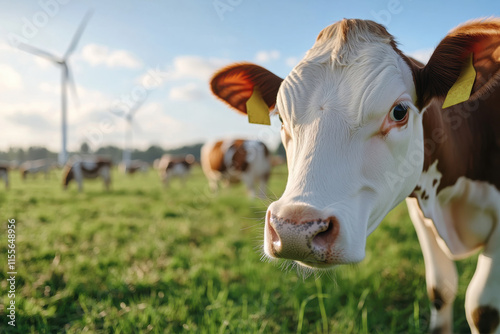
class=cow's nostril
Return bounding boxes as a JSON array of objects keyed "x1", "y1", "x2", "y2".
[
  {"x1": 268, "y1": 221, "x2": 281, "y2": 249},
  {"x1": 312, "y1": 218, "x2": 338, "y2": 248}
]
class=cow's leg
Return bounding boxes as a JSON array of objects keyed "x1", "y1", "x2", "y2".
[
  {"x1": 208, "y1": 174, "x2": 219, "y2": 193},
  {"x1": 101, "y1": 167, "x2": 111, "y2": 191},
  {"x1": 163, "y1": 173, "x2": 170, "y2": 188},
  {"x1": 465, "y1": 224, "x2": 500, "y2": 334},
  {"x1": 406, "y1": 198, "x2": 458, "y2": 334},
  {"x1": 2, "y1": 171, "x2": 9, "y2": 189},
  {"x1": 241, "y1": 174, "x2": 256, "y2": 198}
]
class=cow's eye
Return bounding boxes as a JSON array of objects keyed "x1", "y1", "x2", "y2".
[
  {"x1": 390, "y1": 103, "x2": 409, "y2": 122},
  {"x1": 278, "y1": 114, "x2": 283, "y2": 123}
]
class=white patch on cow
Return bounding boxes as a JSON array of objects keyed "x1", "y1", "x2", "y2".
[
  {"x1": 201, "y1": 139, "x2": 271, "y2": 199},
  {"x1": 81, "y1": 161, "x2": 98, "y2": 171},
  {"x1": 415, "y1": 161, "x2": 500, "y2": 258}
]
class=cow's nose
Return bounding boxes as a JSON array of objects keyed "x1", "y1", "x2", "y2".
[{"x1": 265, "y1": 204, "x2": 340, "y2": 265}]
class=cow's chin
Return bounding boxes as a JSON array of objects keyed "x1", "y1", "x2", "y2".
[{"x1": 297, "y1": 261, "x2": 339, "y2": 270}]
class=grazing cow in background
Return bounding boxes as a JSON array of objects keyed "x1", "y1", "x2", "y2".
[
  {"x1": 19, "y1": 159, "x2": 54, "y2": 180},
  {"x1": 63, "y1": 156, "x2": 112, "y2": 192},
  {"x1": 0, "y1": 164, "x2": 9, "y2": 189},
  {"x1": 120, "y1": 160, "x2": 149, "y2": 174},
  {"x1": 210, "y1": 18, "x2": 500, "y2": 333},
  {"x1": 201, "y1": 139, "x2": 271, "y2": 199},
  {"x1": 157, "y1": 154, "x2": 194, "y2": 187}
]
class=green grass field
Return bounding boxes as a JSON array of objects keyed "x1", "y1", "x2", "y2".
[{"x1": 0, "y1": 166, "x2": 478, "y2": 333}]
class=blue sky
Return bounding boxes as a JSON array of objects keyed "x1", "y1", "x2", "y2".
[{"x1": 0, "y1": 0, "x2": 499, "y2": 153}]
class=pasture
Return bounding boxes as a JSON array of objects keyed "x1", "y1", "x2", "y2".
[{"x1": 0, "y1": 166, "x2": 477, "y2": 333}]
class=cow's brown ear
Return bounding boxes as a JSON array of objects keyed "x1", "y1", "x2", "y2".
[
  {"x1": 416, "y1": 18, "x2": 500, "y2": 109},
  {"x1": 210, "y1": 63, "x2": 283, "y2": 115}
]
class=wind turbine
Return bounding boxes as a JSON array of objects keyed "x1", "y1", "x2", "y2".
[
  {"x1": 111, "y1": 97, "x2": 147, "y2": 171},
  {"x1": 18, "y1": 10, "x2": 93, "y2": 166}
]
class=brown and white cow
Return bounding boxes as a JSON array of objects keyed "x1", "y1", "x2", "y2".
[
  {"x1": 19, "y1": 159, "x2": 54, "y2": 180},
  {"x1": 120, "y1": 160, "x2": 150, "y2": 174},
  {"x1": 201, "y1": 139, "x2": 271, "y2": 199},
  {"x1": 62, "y1": 156, "x2": 112, "y2": 192},
  {"x1": 210, "y1": 19, "x2": 500, "y2": 333},
  {"x1": 0, "y1": 164, "x2": 9, "y2": 189},
  {"x1": 156, "y1": 154, "x2": 195, "y2": 187}
]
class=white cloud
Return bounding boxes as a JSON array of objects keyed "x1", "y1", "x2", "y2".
[
  {"x1": 169, "y1": 83, "x2": 205, "y2": 101},
  {"x1": 7, "y1": 111, "x2": 57, "y2": 132},
  {"x1": 81, "y1": 44, "x2": 142, "y2": 69},
  {"x1": 408, "y1": 48, "x2": 434, "y2": 64},
  {"x1": 38, "y1": 82, "x2": 58, "y2": 94},
  {"x1": 34, "y1": 57, "x2": 54, "y2": 69},
  {"x1": 134, "y1": 66, "x2": 170, "y2": 89},
  {"x1": 0, "y1": 64, "x2": 23, "y2": 90},
  {"x1": 168, "y1": 55, "x2": 229, "y2": 81},
  {"x1": 255, "y1": 50, "x2": 280, "y2": 63}
]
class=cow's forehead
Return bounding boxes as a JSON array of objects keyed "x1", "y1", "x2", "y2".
[{"x1": 276, "y1": 19, "x2": 416, "y2": 128}]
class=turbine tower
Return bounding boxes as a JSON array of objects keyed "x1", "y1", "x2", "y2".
[
  {"x1": 111, "y1": 97, "x2": 147, "y2": 171},
  {"x1": 18, "y1": 10, "x2": 93, "y2": 166}
]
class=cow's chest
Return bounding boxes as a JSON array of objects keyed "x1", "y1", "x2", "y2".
[{"x1": 414, "y1": 160, "x2": 500, "y2": 258}]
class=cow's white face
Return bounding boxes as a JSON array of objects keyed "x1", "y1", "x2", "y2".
[
  {"x1": 264, "y1": 36, "x2": 424, "y2": 268},
  {"x1": 210, "y1": 18, "x2": 470, "y2": 270}
]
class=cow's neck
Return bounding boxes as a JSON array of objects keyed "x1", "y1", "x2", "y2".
[{"x1": 417, "y1": 97, "x2": 493, "y2": 195}]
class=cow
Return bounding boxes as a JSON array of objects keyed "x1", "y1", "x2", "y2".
[
  {"x1": 120, "y1": 160, "x2": 149, "y2": 174},
  {"x1": 0, "y1": 164, "x2": 9, "y2": 189},
  {"x1": 62, "y1": 156, "x2": 112, "y2": 192},
  {"x1": 210, "y1": 18, "x2": 500, "y2": 334},
  {"x1": 201, "y1": 139, "x2": 271, "y2": 199},
  {"x1": 156, "y1": 154, "x2": 195, "y2": 187},
  {"x1": 19, "y1": 159, "x2": 54, "y2": 180}
]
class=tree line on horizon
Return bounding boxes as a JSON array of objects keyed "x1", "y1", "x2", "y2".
[{"x1": 0, "y1": 142, "x2": 286, "y2": 165}]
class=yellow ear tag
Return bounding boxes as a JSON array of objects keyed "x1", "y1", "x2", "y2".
[
  {"x1": 442, "y1": 53, "x2": 476, "y2": 109},
  {"x1": 246, "y1": 88, "x2": 271, "y2": 125}
]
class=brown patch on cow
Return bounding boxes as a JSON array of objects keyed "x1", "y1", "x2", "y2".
[
  {"x1": 208, "y1": 141, "x2": 226, "y2": 172},
  {"x1": 20, "y1": 169, "x2": 28, "y2": 180},
  {"x1": 126, "y1": 165, "x2": 141, "y2": 174},
  {"x1": 429, "y1": 287, "x2": 445, "y2": 311},
  {"x1": 229, "y1": 139, "x2": 248, "y2": 172},
  {"x1": 80, "y1": 159, "x2": 112, "y2": 177},
  {"x1": 430, "y1": 327, "x2": 444, "y2": 334},
  {"x1": 421, "y1": 189, "x2": 427, "y2": 200},
  {"x1": 210, "y1": 63, "x2": 283, "y2": 115},
  {"x1": 261, "y1": 141, "x2": 270, "y2": 157},
  {"x1": 166, "y1": 159, "x2": 192, "y2": 171},
  {"x1": 432, "y1": 179, "x2": 438, "y2": 187},
  {"x1": 62, "y1": 166, "x2": 74, "y2": 187},
  {"x1": 472, "y1": 305, "x2": 500, "y2": 333}
]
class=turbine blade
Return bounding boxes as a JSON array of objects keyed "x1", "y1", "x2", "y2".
[
  {"x1": 64, "y1": 9, "x2": 93, "y2": 58},
  {"x1": 109, "y1": 108, "x2": 126, "y2": 118},
  {"x1": 129, "y1": 96, "x2": 147, "y2": 117},
  {"x1": 17, "y1": 43, "x2": 60, "y2": 63}
]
